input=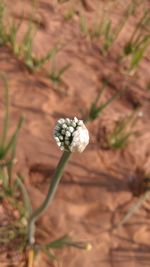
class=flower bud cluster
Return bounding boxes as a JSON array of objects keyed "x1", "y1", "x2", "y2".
[{"x1": 54, "y1": 117, "x2": 89, "y2": 153}]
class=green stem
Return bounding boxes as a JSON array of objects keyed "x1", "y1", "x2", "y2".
[{"x1": 28, "y1": 151, "x2": 71, "y2": 245}]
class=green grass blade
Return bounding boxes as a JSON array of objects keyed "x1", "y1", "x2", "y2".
[
  {"x1": 0, "y1": 74, "x2": 9, "y2": 148},
  {"x1": 49, "y1": 47, "x2": 62, "y2": 79},
  {"x1": 94, "y1": 80, "x2": 109, "y2": 106},
  {"x1": 96, "y1": 88, "x2": 125, "y2": 116},
  {"x1": 6, "y1": 115, "x2": 24, "y2": 184},
  {"x1": 8, "y1": 18, "x2": 22, "y2": 54},
  {"x1": 3, "y1": 115, "x2": 24, "y2": 159},
  {"x1": 0, "y1": 1, "x2": 5, "y2": 43},
  {"x1": 134, "y1": 34, "x2": 150, "y2": 50},
  {"x1": 15, "y1": 174, "x2": 32, "y2": 218},
  {"x1": 129, "y1": 10, "x2": 149, "y2": 45},
  {"x1": 46, "y1": 234, "x2": 90, "y2": 250},
  {"x1": 58, "y1": 63, "x2": 71, "y2": 78},
  {"x1": 21, "y1": 17, "x2": 35, "y2": 61},
  {"x1": 87, "y1": 80, "x2": 109, "y2": 121},
  {"x1": 130, "y1": 40, "x2": 150, "y2": 70},
  {"x1": 35, "y1": 46, "x2": 59, "y2": 70},
  {"x1": 0, "y1": 167, "x2": 9, "y2": 191},
  {"x1": 111, "y1": 132, "x2": 133, "y2": 149},
  {"x1": 46, "y1": 235, "x2": 70, "y2": 249},
  {"x1": 113, "y1": 113, "x2": 135, "y2": 137}
]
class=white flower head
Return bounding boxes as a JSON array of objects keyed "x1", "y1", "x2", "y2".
[{"x1": 54, "y1": 117, "x2": 89, "y2": 153}]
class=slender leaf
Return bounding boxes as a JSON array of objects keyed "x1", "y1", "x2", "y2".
[
  {"x1": 0, "y1": 74, "x2": 9, "y2": 148},
  {"x1": 46, "y1": 234, "x2": 90, "y2": 250},
  {"x1": 3, "y1": 115, "x2": 24, "y2": 158},
  {"x1": 15, "y1": 174, "x2": 32, "y2": 218}
]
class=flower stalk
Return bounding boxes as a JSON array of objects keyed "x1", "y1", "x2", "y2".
[
  {"x1": 28, "y1": 151, "x2": 71, "y2": 245},
  {"x1": 28, "y1": 117, "x2": 89, "y2": 245}
]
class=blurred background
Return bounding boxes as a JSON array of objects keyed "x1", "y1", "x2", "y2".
[{"x1": 0, "y1": 1, "x2": 150, "y2": 266}]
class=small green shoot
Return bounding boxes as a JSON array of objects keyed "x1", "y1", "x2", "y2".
[
  {"x1": 34, "y1": 234, "x2": 91, "y2": 264},
  {"x1": 7, "y1": 19, "x2": 22, "y2": 55},
  {"x1": 0, "y1": 2, "x2": 61, "y2": 72},
  {"x1": 128, "y1": 36, "x2": 150, "y2": 74},
  {"x1": 49, "y1": 48, "x2": 71, "y2": 83},
  {"x1": 79, "y1": 14, "x2": 105, "y2": 39},
  {"x1": 19, "y1": 17, "x2": 35, "y2": 65},
  {"x1": 45, "y1": 234, "x2": 91, "y2": 250},
  {"x1": 41, "y1": 234, "x2": 91, "y2": 263},
  {"x1": 100, "y1": 0, "x2": 139, "y2": 54},
  {"x1": 79, "y1": 1, "x2": 139, "y2": 53},
  {"x1": 15, "y1": 174, "x2": 32, "y2": 218},
  {"x1": 123, "y1": 10, "x2": 150, "y2": 73},
  {"x1": 86, "y1": 80, "x2": 124, "y2": 122},
  {"x1": 106, "y1": 112, "x2": 138, "y2": 149},
  {"x1": 0, "y1": 75, "x2": 24, "y2": 189},
  {"x1": 14, "y1": 20, "x2": 60, "y2": 72},
  {"x1": 0, "y1": 3, "x2": 22, "y2": 51},
  {"x1": 49, "y1": 63, "x2": 71, "y2": 83},
  {"x1": 16, "y1": 18, "x2": 61, "y2": 72},
  {"x1": 0, "y1": 75, "x2": 28, "y2": 247}
]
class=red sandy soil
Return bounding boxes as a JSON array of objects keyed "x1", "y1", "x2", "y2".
[{"x1": 0, "y1": 0, "x2": 150, "y2": 266}]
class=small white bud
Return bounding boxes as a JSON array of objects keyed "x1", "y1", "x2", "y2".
[
  {"x1": 59, "y1": 135, "x2": 64, "y2": 141},
  {"x1": 71, "y1": 121, "x2": 76, "y2": 127},
  {"x1": 57, "y1": 141, "x2": 61, "y2": 147},
  {"x1": 55, "y1": 132, "x2": 60, "y2": 137},
  {"x1": 74, "y1": 117, "x2": 78, "y2": 123},
  {"x1": 55, "y1": 137, "x2": 60, "y2": 142},
  {"x1": 65, "y1": 140, "x2": 70, "y2": 145},
  {"x1": 62, "y1": 123, "x2": 67, "y2": 129},
  {"x1": 66, "y1": 118, "x2": 71, "y2": 124},
  {"x1": 58, "y1": 118, "x2": 65, "y2": 124},
  {"x1": 61, "y1": 129, "x2": 66, "y2": 135},
  {"x1": 78, "y1": 120, "x2": 83, "y2": 126},
  {"x1": 68, "y1": 126, "x2": 74, "y2": 133},
  {"x1": 55, "y1": 125, "x2": 60, "y2": 130},
  {"x1": 66, "y1": 131, "x2": 71, "y2": 137}
]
